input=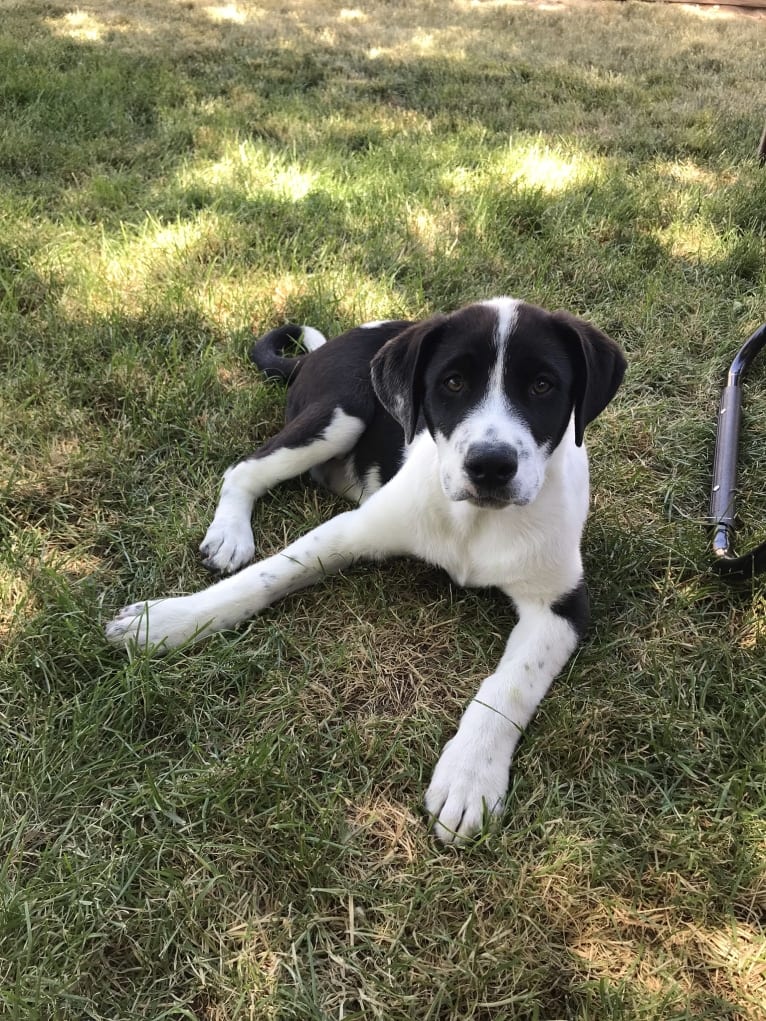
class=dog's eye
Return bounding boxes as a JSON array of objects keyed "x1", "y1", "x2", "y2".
[
  {"x1": 530, "y1": 376, "x2": 553, "y2": 396},
  {"x1": 443, "y1": 374, "x2": 465, "y2": 393}
]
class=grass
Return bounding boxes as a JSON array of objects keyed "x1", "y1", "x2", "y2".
[{"x1": 1, "y1": 0, "x2": 765, "y2": 1016}]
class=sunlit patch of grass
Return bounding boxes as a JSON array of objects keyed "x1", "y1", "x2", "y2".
[
  {"x1": 444, "y1": 139, "x2": 608, "y2": 197},
  {"x1": 203, "y1": 3, "x2": 250, "y2": 25},
  {"x1": 658, "y1": 218, "x2": 732, "y2": 266},
  {"x1": 178, "y1": 138, "x2": 321, "y2": 202},
  {"x1": 571, "y1": 912, "x2": 766, "y2": 1012},
  {"x1": 45, "y1": 9, "x2": 105, "y2": 42}
]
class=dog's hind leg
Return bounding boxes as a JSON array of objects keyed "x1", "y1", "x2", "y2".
[{"x1": 200, "y1": 407, "x2": 365, "y2": 574}]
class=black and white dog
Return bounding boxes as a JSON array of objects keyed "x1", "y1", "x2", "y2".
[{"x1": 106, "y1": 297, "x2": 626, "y2": 844}]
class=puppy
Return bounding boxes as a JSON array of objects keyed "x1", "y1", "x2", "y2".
[{"x1": 106, "y1": 297, "x2": 626, "y2": 844}]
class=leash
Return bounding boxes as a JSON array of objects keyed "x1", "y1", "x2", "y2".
[{"x1": 710, "y1": 321, "x2": 766, "y2": 579}]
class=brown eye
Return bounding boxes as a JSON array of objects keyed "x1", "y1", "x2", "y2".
[
  {"x1": 530, "y1": 377, "x2": 552, "y2": 396},
  {"x1": 444, "y1": 374, "x2": 464, "y2": 393}
]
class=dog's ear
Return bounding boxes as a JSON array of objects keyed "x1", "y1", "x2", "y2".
[
  {"x1": 370, "y1": 315, "x2": 447, "y2": 443},
  {"x1": 552, "y1": 311, "x2": 627, "y2": 447}
]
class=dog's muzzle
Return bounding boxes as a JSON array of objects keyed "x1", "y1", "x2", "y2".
[{"x1": 463, "y1": 442, "x2": 518, "y2": 506}]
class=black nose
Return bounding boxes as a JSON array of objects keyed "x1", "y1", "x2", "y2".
[{"x1": 464, "y1": 443, "x2": 518, "y2": 489}]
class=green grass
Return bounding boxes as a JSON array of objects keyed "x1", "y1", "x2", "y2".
[{"x1": 1, "y1": 0, "x2": 765, "y2": 1017}]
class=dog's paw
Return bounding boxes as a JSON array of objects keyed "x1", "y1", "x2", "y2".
[
  {"x1": 105, "y1": 596, "x2": 214, "y2": 653},
  {"x1": 424, "y1": 729, "x2": 511, "y2": 846},
  {"x1": 199, "y1": 519, "x2": 255, "y2": 574}
]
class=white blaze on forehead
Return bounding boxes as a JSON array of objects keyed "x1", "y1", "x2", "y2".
[
  {"x1": 480, "y1": 296, "x2": 522, "y2": 350},
  {"x1": 478, "y1": 296, "x2": 522, "y2": 409}
]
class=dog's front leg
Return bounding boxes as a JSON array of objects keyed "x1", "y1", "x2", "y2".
[
  {"x1": 424, "y1": 592, "x2": 585, "y2": 845},
  {"x1": 106, "y1": 505, "x2": 396, "y2": 654}
]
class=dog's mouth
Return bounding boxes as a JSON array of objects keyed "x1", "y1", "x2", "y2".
[
  {"x1": 466, "y1": 492, "x2": 513, "y2": 510},
  {"x1": 464, "y1": 478, "x2": 539, "y2": 509},
  {"x1": 440, "y1": 467, "x2": 534, "y2": 509}
]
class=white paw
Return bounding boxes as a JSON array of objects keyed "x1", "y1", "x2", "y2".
[
  {"x1": 199, "y1": 518, "x2": 255, "y2": 574},
  {"x1": 424, "y1": 727, "x2": 512, "y2": 845},
  {"x1": 105, "y1": 596, "x2": 215, "y2": 653}
]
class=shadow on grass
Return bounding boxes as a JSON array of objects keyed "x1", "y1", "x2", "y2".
[
  {"x1": 2, "y1": 0, "x2": 764, "y2": 363},
  {"x1": 3, "y1": 0, "x2": 764, "y2": 208}
]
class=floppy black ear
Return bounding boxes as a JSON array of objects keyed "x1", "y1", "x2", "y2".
[
  {"x1": 370, "y1": 314, "x2": 447, "y2": 443},
  {"x1": 552, "y1": 310, "x2": 627, "y2": 446}
]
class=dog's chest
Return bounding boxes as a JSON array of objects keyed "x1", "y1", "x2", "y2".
[
  {"x1": 393, "y1": 433, "x2": 587, "y2": 593},
  {"x1": 440, "y1": 534, "x2": 509, "y2": 588},
  {"x1": 413, "y1": 500, "x2": 542, "y2": 589}
]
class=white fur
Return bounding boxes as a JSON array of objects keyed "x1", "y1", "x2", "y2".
[
  {"x1": 425, "y1": 601, "x2": 578, "y2": 842},
  {"x1": 435, "y1": 407, "x2": 548, "y2": 507},
  {"x1": 300, "y1": 326, "x2": 327, "y2": 352},
  {"x1": 482, "y1": 295, "x2": 520, "y2": 343}
]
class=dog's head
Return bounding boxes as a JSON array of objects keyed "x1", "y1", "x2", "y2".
[{"x1": 371, "y1": 297, "x2": 626, "y2": 508}]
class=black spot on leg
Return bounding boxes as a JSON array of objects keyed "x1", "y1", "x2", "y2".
[{"x1": 552, "y1": 579, "x2": 590, "y2": 640}]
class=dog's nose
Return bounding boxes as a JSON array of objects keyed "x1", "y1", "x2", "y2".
[{"x1": 464, "y1": 443, "x2": 518, "y2": 489}]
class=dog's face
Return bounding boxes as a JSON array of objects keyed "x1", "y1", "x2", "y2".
[{"x1": 371, "y1": 297, "x2": 626, "y2": 509}]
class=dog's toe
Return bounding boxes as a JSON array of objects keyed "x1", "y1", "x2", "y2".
[
  {"x1": 199, "y1": 536, "x2": 224, "y2": 560},
  {"x1": 105, "y1": 596, "x2": 208, "y2": 653}
]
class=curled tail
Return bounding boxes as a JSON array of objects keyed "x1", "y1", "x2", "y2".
[{"x1": 249, "y1": 324, "x2": 327, "y2": 382}]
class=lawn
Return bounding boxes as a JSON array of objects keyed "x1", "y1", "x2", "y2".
[{"x1": 1, "y1": 0, "x2": 765, "y2": 1017}]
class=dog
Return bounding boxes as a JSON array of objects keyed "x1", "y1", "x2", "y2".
[{"x1": 106, "y1": 296, "x2": 626, "y2": 844}]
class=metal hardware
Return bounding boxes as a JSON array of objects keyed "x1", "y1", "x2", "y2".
[{"x1": 710, "y1": 322, "x2": 766, "y2": 578}]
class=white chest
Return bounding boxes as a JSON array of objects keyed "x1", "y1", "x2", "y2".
[{"x1": 393, "y1": 432, "x2": 589, "y2": 595}]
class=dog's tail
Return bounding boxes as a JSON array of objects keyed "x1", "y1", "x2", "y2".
[{"x1": 248, "y1": 324, "x2": 327, "y2": 383}]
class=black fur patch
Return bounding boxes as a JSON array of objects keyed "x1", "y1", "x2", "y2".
[{"x1": 552, "y1": 579, "x2": 590, "y2": 639}]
